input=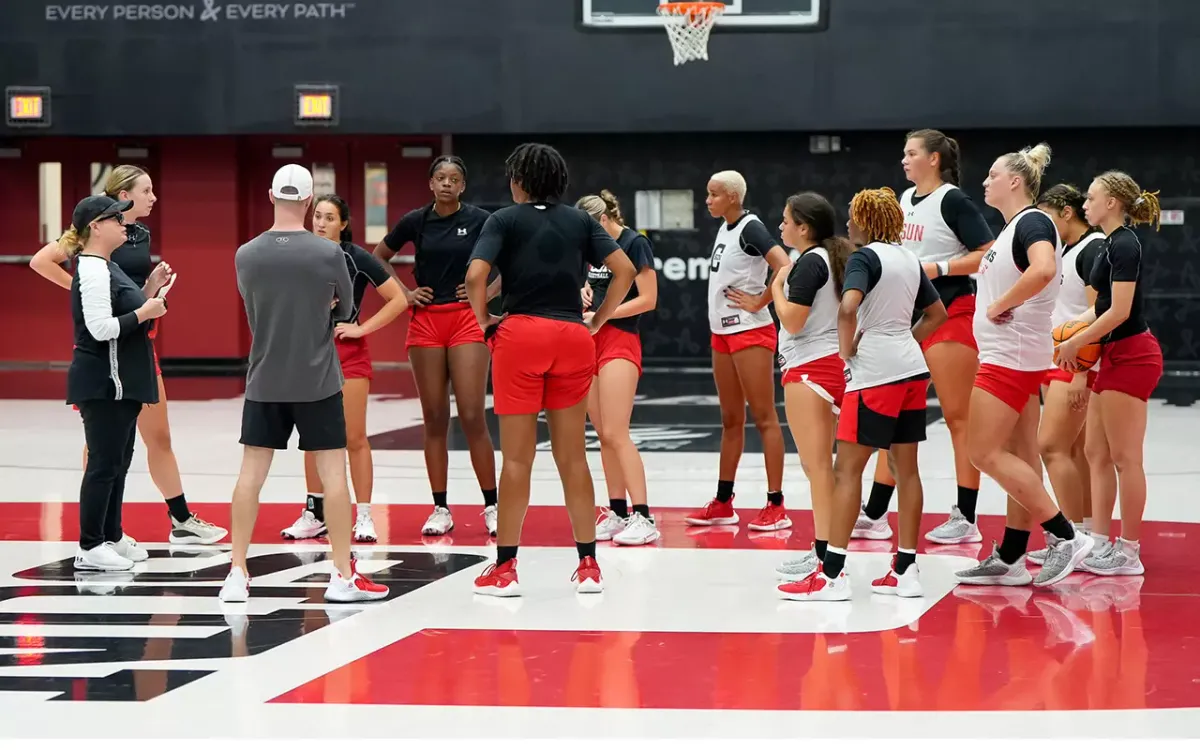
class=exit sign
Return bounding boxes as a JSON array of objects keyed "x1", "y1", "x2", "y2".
[
  {"x1": 5, "y1": 86, "x2": 51, "y2": 128},
  {"x1": 294, "y1": 84, "x2": 338, "y2": 127}
]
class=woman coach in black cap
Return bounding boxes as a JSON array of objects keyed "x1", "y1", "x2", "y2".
[{"x1": 63, "y1": 195, "x2": 170, "y2": 572}]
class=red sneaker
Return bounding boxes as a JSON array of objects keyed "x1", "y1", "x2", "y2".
[
  {"x1": 747, "y1": 502, "x2": 792, "y2": 531},
  {"x1": 777, "y1": 566, "x2": 852, "y2": 601},
  {"x1": 473, "y1": 559, "x2": 521, "y2": 597},
  {"x1": 572, "y1": 556, "x2": 604, "y2": 594},
  {"x1": 685, "y1": 497, "x2": 740, "y2": 526},
  {"x1": 324, "y1": 560, "x2": 389, "y2": 602}
]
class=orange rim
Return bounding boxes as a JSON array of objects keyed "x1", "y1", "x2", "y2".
[{"x1": 657, "y1": 2, "x2": 726, "y2": 17}]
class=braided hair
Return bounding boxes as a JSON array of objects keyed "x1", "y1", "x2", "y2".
[
  {"x1": 1095, "y1": 171, "x2": 1162, "y2": 230},
  {"x1": 505, "y1": 143, "x2": 569, "y2": 203},
  {"x1": 849, "y1": 187, "x2": 905, "y2": 244},
  {"x1": 429, "y1": 155, "x2": 467, "y2": 181}
]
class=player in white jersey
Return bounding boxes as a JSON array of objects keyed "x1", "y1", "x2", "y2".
[
  {"x1": 856, "y1": 129, "x2": 996, "y2": 547},
  {"x1": 1023, "y1": 184, "x2": 1109, "y2": 567},
  {"x1": 956, "y1": 143, "x2": 1094, "y2": 589},
  {"x1": 779, "y1": 188, "x2": 947, "y2": 601},
  {"x1": 767, "y1": 193, "x2": 856, "y2": 583},
  {"x1": 687, "y1": 171, "x2": 791, "y2": 531}
]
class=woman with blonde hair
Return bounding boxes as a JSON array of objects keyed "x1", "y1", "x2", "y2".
[
  {"x1": 31, "y1": 165, "x2": 226, "y2": 546},
  {"x1": 63, "y1": 195, "x2": 170, "y2": 570},
  {"x1": 576, "y1": 190, "x2": 659, "y2": 546},
  {"x1": 956, "y1": 143, "x2": 1093, "y2": 589},
  {"x1": 1056, "y1": 171, "x2": 1164, "y2": 576}
]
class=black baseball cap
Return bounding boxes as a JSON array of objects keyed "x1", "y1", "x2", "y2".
[{"x1": 71, "y1": 195, "x2": 133, "y2": 230}]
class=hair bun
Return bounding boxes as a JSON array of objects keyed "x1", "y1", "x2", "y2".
[{"x1": 1022, "y1": 142, "x2": 1053, "y2": 176}]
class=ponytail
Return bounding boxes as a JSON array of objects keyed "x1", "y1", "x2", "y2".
[
  {"x1": 59, "y1": 226, "x2": 86, "y2": 259},
  {"x1": 820, "y1": 236, "x2": 856, "y2": 295},
  {"x1": 1129, "y1": 190, "x2": 1162, "y2": 230}
]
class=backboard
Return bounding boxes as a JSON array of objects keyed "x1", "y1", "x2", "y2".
[{"x1": 579, "y1": 0, "x2": 826, "y2": 31}]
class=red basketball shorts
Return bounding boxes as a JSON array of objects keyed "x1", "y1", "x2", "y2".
[
  {"x1": 974, "y1": 363, "x2": 1045, "y2": 413},
  {"x1": 781, "y1": 352, "x2": 846, "y2": 410},
  {"x1": 336, "y1": 335, "x2": 373, "y2": 380},
  {"x1": 1043, "y1": 367, "x2": 1098, "y2": 389},
  {"x1": 1093, "y1": 330, "x2": 1163, "y2": 402},
  {"x1": 837, "y1": 375, "x2": 929, "y2": 449},
  {"x1": 921, "y1": 294, "x2": 977, "y2": 353},
  {"x1": 711, "y1": 324, "x2": 777, "y2": 355},
  {"x1": 407, "y1": 302, "x2": 485, "y2": 350},
  {"x1": 490, "y1": 315, "x2": 596, "y2": 415},
  {"x1": 594, "y1": 325, "x2": 642, "y2": 377}
]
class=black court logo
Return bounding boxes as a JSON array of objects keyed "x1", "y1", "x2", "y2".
[{"x1": 721, "y1": 314, "x2": 740, "y2": 328}]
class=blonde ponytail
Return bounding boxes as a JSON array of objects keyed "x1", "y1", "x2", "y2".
[
  {"x1": 59, "y1": 226, "x2": 86, "y2": 259},
  {"x1": 1001, "y1": 142, "x2": 1053, "y2": 199}
]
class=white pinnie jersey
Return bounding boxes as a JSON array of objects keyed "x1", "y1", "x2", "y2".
[
  {"x1": 974, "y1": 207, "x2": 1063, "y2": 371},
  {"x1": 1052, "y1": 232, "x2": 1105, "y2": 328},
  {"x1": 708, "y1": 214, "x2": 774, "y2": 334},
  {"x1": 899, "y1": 184, "x2": 968, "y2": 263},
  {"x1": 778, "y1": 247, "x2": 839, "y2": 369},
  {"x1": 845, "y1": 242, "x2": 930, "y2": 392}
]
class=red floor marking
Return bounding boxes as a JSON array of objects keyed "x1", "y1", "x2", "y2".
[{"x1": 271, "y1": 592, "x2": 1191, "y2": 711}]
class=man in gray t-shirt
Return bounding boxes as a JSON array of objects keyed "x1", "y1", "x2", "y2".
[{"x1": 221, "y1": 164, "x2": 388, "y2": 606}]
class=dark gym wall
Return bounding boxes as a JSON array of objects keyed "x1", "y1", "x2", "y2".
[
  {"x1": 4, "y1": 0, "x2": 1200, "y2": 135},
  {"x1": 452, "y1": 129, "x2": 1200, "y2": 365}
]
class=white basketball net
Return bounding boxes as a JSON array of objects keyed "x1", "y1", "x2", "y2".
[{"x1": 657, "y1": 3, "x2": 725, "y2": 66}]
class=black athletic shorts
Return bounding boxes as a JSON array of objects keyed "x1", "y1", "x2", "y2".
[{"x1": 240, "y1": 392, "x2": 346, "y2": 451}]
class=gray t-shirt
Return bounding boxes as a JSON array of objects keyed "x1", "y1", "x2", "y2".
[{"x1": 235, "y1": 230, "x2": 353, "y2": 403}]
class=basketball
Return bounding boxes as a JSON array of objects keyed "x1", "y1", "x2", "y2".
[{"x1": 1052, "y1": 320, "x2": 1101, "y2": 370}]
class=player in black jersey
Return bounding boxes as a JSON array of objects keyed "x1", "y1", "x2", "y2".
[
  {"x1": 375, "y1": 156, "x2": 500, "y2": 537},
  {"x1": 1057, "y1": 171, "x2": 1163, "y2": 577},
  {"x1": 576, "y1": 191, "x2": 659, "y2": 546},
  {"x1": 30, "y1": 164, "x2": 226, "y2": 546},
  {"x1": 280, "y1": 194, "x2": 408, "y2": 543}
]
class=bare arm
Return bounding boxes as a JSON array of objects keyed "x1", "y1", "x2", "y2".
[
  {"x1": 353, "y1": 278, "x2": 409, "y2": 336},
  {"x1": 912, "y1": 299, "x2": 949, "y2": 344},
  {"x1": 986, "y1": 241, "x2": 1057, "y2": 317},
  {"x1": 838, "y1": 290, "x2": 863, "y2": 361},
  {"x1": 1066, "y1": 281, "x2": 1134, "y2": 346},
  {"x1": 590, "y1": 251, "x2": 636, "y2": 329},
  {"x1": 465, "y1": 259, "x2": 493, "y2": 327},
  {"x1": 608, "y1": 266, "x2": 657, "y2": 320},
  {"x1": 30, "y1": 241, "x2": 73, "y2": 290}
]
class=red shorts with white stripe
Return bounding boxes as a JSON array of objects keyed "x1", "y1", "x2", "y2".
[
  {"x1": 711, "y1": 325, "x2": 777, "y2": 355},
  {"x1": 781, "y1": 352, "x2": 846, "y2": 410},
  {"x1": 921, "y1": 294, "x2": 977, "y2": 353}
]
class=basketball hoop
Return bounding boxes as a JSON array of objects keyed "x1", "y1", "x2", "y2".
[{"x1": 657, "y1": 2, "x2": 725, "y2": 66}]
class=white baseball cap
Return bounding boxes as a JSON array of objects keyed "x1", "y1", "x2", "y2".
[{"x1": 271, "y1": 164, "x2": 314, "y2": 201}]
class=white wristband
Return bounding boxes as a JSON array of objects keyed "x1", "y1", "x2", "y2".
[{"x1": 937, "y1": 261, "x2": 950, "y2": 277}]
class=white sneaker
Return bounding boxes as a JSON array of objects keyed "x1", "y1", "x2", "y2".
[
  {"x1": 421, "y1": 506, "x2": 454, "y2": 536},
  {"x1": 353, "y1": 509, "x2": 378, "y2": 543},
  {"x1": 74, "y1": 543, "x2": 134, "y2": 572},
  {"x1": 595, "y1": 508, "x2": 628, "y2": 541},
  {"x1": 325, "y1": 561, "x2": 389, "y2": 602},
  {"x1": 923, "y1": 505, "x2": 983, "y2": 545},
  {"x1": 169, "y1": 514, "x2": 228, "y2": 545},
  {"x1": 482, "y1": 505, "x2": 498, "y2": 537},
  {"x1": 111, "y1": 534, "x2": 149, "y2": 562},
  {"x1": 775, "y1": 547, "x2": 820, "y2": 582},
  {"x1": 871, "y1": 562, "x2": 924, "y2": 598},
  {"x1": 219, "y1": 566, "x2": 250, "y2": 602},
  {"x1": 613, "y1": 513, "x2": 660, "y2": 546},
  {"x1": 281, "y1": 510, "x2": 326, "y2": 540},
  {"x1": 851, "y1": 507, "x2": 892, "y2": 540}
]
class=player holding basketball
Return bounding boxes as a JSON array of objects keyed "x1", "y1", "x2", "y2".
[
  {"x1": 279, "y1": 194, "x2": 408, "y2": 543},
  {"x1": 576, "y1": 191, "x2": 660, "y2": 547},
  {"x1": 856, "y1": 130, "x2": 995, "y2": 546},
  {"x1": 1024, "y1": 184, "x2": 1108, "y2": 566},
  {"x1": 956, "y1": 144, "x2": 1094, "y2": 588},
  {"x1": 467, "y1": 143, "x2": 636, "y2": 596},
  {"x1": 778, "y1": 187, "x2": 946, "y2": 601},
  {"x1": 768, "y1": 193, "x2": 855, "y2": 582},
  {"x1": 687, "y1": 171, "x2": 791, "y2": 531},
  {"x1": 1057, "y1": 171, "x2": 1163, "y2": 576},
  {"x1": 374, "y1": 156, "x2": 500, "y2": 538},
  {"x1": 29, "y1": 165, "x2": 226, "y2": 546}
]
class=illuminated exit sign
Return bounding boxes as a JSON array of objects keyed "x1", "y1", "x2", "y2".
[
  {"x1": 294, "y1": 84, "x2": 339, "y2": 127},
  {"x1": 5, "y1": 86, "x2": 51, "y2": 128}
]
